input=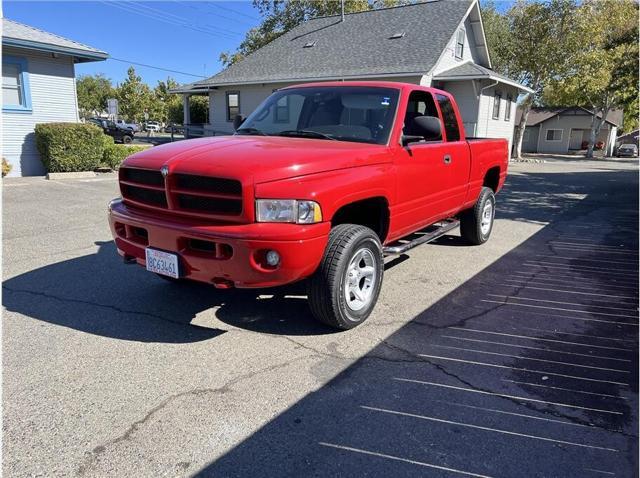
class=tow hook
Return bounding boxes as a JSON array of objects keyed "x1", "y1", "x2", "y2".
[{"x1": 123, "y1": 255, "x2": 137, "y2": 264}]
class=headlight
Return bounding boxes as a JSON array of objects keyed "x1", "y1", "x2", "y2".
[{"x1": 255, "y1": 199, "x2": 322, "y2": 224}]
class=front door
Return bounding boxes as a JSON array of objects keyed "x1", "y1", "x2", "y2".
[{"x1": 569, "y1": 129, "x2": 583, "y2": 150}]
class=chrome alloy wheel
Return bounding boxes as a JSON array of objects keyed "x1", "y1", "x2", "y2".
[
  {"x1": 344, "y1": 248, "x2": 377, "y2": 312},
  {"x1": 480, "y1": 200, "x2": 494, "y2": 236}
]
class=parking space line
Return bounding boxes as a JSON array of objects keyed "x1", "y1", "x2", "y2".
[
  {"x1": 519, "y1": 326, "x2": 638, "y2": 345},
  {"x1": 428, "y1": 400, "x2": 591, "y2": 428},
  {"x1": 449, "y1": 327, "x2": 635, "y2": 351},
  {"x1": 318, "y1": 442, "x2": 494, "y2": 477},
  {"x1": 481, "y1": 300, "x2": 640, "y2": 325},
  {"x1": 506, "y1": 277, "x2": 639, "y2": 293},
  {"x1": 440, "y1": 336, "x2": 631, "y2": 362},
  {"x1": 513, "y1": 271, "x2": 639, "y2": 285},
  {"x1": 524, "y1": 262, "x2": 638, "y2": 275},
  {"x1": 502, "y1": 380, "x2": 627, "y2": 400},
  {"x1": 416, "y1": 354, "x2": 629, "y2": 386},
  {"x1": 487, "y1": 294, "x2": 639, "y2": 314},
  {"x1": 534, "y1": 255, "x2": 638, "y2": 266},
  {"x1": 430, "y1": 344, "x2": 629, "y2": 373},
  {"x1": 361, "y1": 406, "x2": 619, "y2": 452},
  {"x1": 500, "y1": 283, "x2": 638, "y2": 301},
  {"x1": 393, "y1": 379, "x2": 625, "y2": 414},
  {"x1": 548, "y1": 246, "x2": 638, "y2": 257},
  {"x1": 549, "y1": 241, "x2": 638, "y2": 252},
  {"x1": 583, "y1": 468, "x2": 615, "y2": 476}
]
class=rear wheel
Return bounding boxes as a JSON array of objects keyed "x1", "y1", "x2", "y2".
[
  {"x1": 460, "y1": 186, "x2": 495, "y2": 245},
  {"x1": 307, "y1": 224, "x2": 383, "y2": 330},
  {"x1": 122, "y1": 135, "x2": 133, "y2": 144}
]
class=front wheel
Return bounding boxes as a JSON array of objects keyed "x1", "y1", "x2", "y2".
[
  {"x1": 122, "y1": 135, "x2": 133, "y2": 144},
  {"x1": 460, "y1": 186, "x2": 496, "y2": 245},
  {"x1": 307, "y1": 224, "x2": 384, "y2": 330}
]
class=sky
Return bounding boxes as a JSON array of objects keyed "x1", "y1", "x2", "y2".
[
  {"x1": 4, "y1": 1, "x2": 262, "y2": 86},
  {"x1": 4, "y1": 0, "x2": 514, "y2": 88}
]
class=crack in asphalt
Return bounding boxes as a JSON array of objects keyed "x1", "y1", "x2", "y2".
[{"x1": 75, "y1": 353, "x2": 315, "y2": 476}]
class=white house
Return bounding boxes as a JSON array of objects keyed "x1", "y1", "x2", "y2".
[
  {"x1": 2, "y1": 19, "x2": 108, "y2": 176},
  {"x1": 517, "y1": 107, "x2": 623, "y2": 156},
  {"x1": 172, "y1": 0, "x2": 531, "y2": 151}
]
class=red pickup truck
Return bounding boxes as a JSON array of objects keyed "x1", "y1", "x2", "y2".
[{"x1": 109, "y1": 81, "x2": 508, "y2": 329}]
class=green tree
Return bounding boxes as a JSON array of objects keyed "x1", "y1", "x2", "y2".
[
  {"x1": 543, "y1": 0, "x2": 639, "y2": 156},
  {"x1": 76, "y1": 74, "x2": 114, "y2": 119},
  {"x1": 115, "y1": 67, "x2": 154, "y2": 123},
  {"x1": 220, "y1": 0, "x2": 407, "y2": 67},
  {"x1": 154, "y1": 77, "x2": 182, "y2": 124},
  {"x1": 483, "y1": 0, "x2": 581, "y2": 159}
]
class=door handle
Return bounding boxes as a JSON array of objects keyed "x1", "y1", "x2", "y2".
[{"x1": 443, "y1": 155, "x2": 452, "y2": 165}]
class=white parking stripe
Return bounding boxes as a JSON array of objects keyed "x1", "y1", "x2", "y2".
[
  {"x1": 481, "y1": 300, "x2": 640, "y2": 325},
  {"x1": 506, "y1": 277, "x2": 639, "y2": 292},
  {"x1": 502, "y1": 380, "x2": 627, "y2": 400},
  {"x1": 501, "y1": 283, "x2": 638, "y2": 301},
  {"x1": 487, "y1": 294, "x2": 639, "y2": 313},
  {"x1": 441, "y1": 335, "x2": 631, "y2": 362},
  {"x1": 549, "y1": 245, "x2": 638, "y2": 256},
  {"x1": 514, "y1": 270, "x2": 639, "y2": 285},
  {"x1": 416, "y1": 354, "x2": 629, "y2": 386},
  {"x1": 393, "y1": 378, "x2": 625, "y2": 413},
  {"x1": 549, "y1": 241, "x2": 638, "y2": 252},
  {"x1": 449, "y1": 327, "x2": 634, "y2": 352},
  {"x1": 361, "y1": 406, "x2": 619, "y2": 452},
  {"x1": 524, "y1": 261, "x2": 638, "y2": 275},
  {"x1": 428, "y1": 400, "x2": 591, "y2": 428},
  {"x1": 519, "y1": 326, "x2": 638, "y2": 344},
  {"x1": 583, "y1": 468, "x2": 615, "y2": 476},
  {"x1": 318, "y1": 442, "x2": 494, "y2": 478},
  {"x1": 534, "y1": 254, "x2": 639, "y2": 265},
  {"x1": 430, "y1": 344, "x2": 629, "y2": 373}
]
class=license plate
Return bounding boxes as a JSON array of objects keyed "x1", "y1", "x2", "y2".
[{"x1": 145, "y1": 248, "x2": 180, "y2": 278}]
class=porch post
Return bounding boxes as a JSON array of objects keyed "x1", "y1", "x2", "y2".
[{"x1": 183, "y1": 94, "x2": 191, "y2": 138}]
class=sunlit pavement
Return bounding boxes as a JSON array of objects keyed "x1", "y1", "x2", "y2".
[{"x1": 3, "y1": 157, "x2": 637, "y2": 477}]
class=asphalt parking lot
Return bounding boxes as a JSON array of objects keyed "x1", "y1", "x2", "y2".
[{"x1": 3, "y1": 157, "x2": 638, "y2": 477}]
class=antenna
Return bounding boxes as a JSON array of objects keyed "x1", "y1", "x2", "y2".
[{"x1": 341, "y1": 0, "x2": 345, "y2": 22}]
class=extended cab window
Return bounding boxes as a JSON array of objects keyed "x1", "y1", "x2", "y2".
[
  {"x1": 403, "y1": 90, "x2": 441, "y2": 141},
  {"x1": 435, "y1": 94, "x2": 460, "y2": 142}
]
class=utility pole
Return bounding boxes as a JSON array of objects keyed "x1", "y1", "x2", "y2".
[{"x1": 341, "y1": 0, "x2": 345, "y2": 22}]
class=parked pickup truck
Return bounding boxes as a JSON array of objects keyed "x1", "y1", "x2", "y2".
[{"x1": 108, "y1": 81, "x2": 508, "y2": 329}]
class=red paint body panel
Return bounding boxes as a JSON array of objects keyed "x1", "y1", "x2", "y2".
[{"x1": 108, "y1": 81, "x2": 508, "y2": 287}]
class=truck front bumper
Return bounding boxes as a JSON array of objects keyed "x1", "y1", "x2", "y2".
[{"x1": 108, "y1": 199, "x2": 330, "y2": 288}]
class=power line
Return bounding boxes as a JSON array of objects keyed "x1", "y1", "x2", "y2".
[
  {"x1": 206, "y1": 2, "x2": 260, "y2": 21},
  {"x1": 108, "y1": 56, "x2": 206, "y2": 78},
  {"x1": 175, "y1": 1, "x2": 257, "y2": 28}
]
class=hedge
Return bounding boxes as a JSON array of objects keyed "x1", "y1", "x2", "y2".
[
  {"x1": 35, "y1": 123, "x2": 105, "y2": 172},
  {"x1": 35, "y1": 122, "x2": 148, "y2": 173}
]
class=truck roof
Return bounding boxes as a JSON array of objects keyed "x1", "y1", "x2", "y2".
[{"x1": 282, "y1": 80, "x2": 452, "y2": 98}]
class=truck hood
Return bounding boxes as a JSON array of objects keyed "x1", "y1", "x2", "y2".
[{"x1": 123, "y1": 136, "x2": 391, "y2": 184}]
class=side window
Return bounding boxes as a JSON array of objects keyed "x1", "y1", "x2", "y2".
[
  {"x1": 403, "y1": 90, "x2": 440, "y2": 140},
  {"x1": 492, "y1": 91, "x2": 501, "y2": 120},
  {"x1": 455, "y1": 29, "x2": 465, "y2": 59},
  {"x1": 226, "y1": 91, "x2": 240, "y2": 121},
  {"x1": 436, "y1": 94, "x2": 460, "y2": 142},
  {"x1": 505, "y1": 93, "x2": 512, "y2": 121},
  {"x1": 2, "y1": 56, "x2": 31, "y2": 111}
]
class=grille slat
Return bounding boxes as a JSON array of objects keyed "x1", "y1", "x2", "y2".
[
  {"x1": 177, "y1": 194, "x2": 242, "y2": 215},
  {"x1": 120, "y1": 168, "x2": 164, "y2": 187},
  {"x1": 122, "y1": 184, "x2": 167, "y2": 208},
  {"x1": 174, "y1": 174, "x2": 242, "y2": 196}
]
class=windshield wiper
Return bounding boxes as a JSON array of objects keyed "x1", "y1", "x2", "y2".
[
  {"x1": 236, "y1": 127, "x2": 267, "y2": 136},
  {"x1": 278, "y1": 130, "x2": 337, "y2": 140}
]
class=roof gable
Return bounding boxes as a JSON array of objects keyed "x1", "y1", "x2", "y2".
[
  {"x1": 517, "y1": 106, "x2": 624, "y2": 127},
  {"x1": 194, "y1": 0, "x2": 473, "y2": 88},
  {"x1": 2, "y1": 18, "x2": 107, "y2": 62}
]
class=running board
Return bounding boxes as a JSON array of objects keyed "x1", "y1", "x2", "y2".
[{"x1": 383, "y1": 219, "x2": 460, "y2": 255}]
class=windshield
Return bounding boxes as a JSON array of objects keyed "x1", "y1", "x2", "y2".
[{"x1": 237, "y1": 86, "x2": 400, "y2": 145}]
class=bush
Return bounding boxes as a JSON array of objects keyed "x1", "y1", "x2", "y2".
[
  {"x1": 102, "y1": 143, "x2": 147, "y2": 170},
  {"x1": 2, "y1": 158, "x2": 12, "y2": 177},
  {"x1": 35, "y1": 123, "x2": 104, "y2": 172}
]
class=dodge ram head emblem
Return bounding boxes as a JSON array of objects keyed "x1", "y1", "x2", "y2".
[{"x1": 160, "y1": 166, "x2": 169, "y2": 177}]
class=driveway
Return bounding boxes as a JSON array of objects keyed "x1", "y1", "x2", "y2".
[{"x1": 3, "y1": 158, "x2": 638, "y2": 477}]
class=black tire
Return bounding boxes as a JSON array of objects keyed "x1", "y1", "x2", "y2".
[
  {"x1": 307, "y1": 224, "x2": 384, "y2": 330},
  {"x1": 460, "y1": 186, "x2": 496, "y2": 245},
  {"x1": 122, "y1": 135, "x2": 133, "y2": 144},
  {"x1": 155, "y1": 273, "x2": 183, "y2": 283}
]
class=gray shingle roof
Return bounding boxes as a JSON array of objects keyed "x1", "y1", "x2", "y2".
[
  {"x1": 2, "y1": 18, "x2": 108, "y2": 61},
  {"x1": 516, "y1": 106, "x2": 624, "y2": 127},
  {"x1": 193, "y1": 0, "x2": 473, "y2": 87},
  {"x1": 433, "y1": 62, "x2": 532, "y2": 92}
]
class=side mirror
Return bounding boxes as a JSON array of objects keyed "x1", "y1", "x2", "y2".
[
  {"x1": 232, "y1": 114, "x2": 245, "y2": 131},
  {"x1": 402, "y1": 115, "x2": 442, "y2": 145}
]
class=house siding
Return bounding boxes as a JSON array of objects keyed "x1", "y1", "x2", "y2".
[
  {"x1": 476, "y1": 81, "x2": 518, "y2": 152},
  {"x1": 2, "y1": 46, "x2": 79, "y2": 176},
  {"x1": 521, "y1": 125, "x2": 539, "y2": 153},
  {"x1": 438, "y1": 80, "x2": 479, "y2": 136},
  {"x1": 432, "y1": 15, "x2": 482, "y2": 75},
  {"x1": 535, "y1": 113, "x2": 613, "y2": 154}
]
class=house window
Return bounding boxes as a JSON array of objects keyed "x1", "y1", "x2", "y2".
[
  {"x1": 504, "y1": 94, "x2": 512, "y2": 121},
  {"x1": 436, "y1": 94, "x2": 460, "y2": 142},
  {"x1": 455, "y1": 29, "x2": 465, "y2": 59},
  {"x1": 274, "y1": 95, "x2": 289, "y2": 123},
  {"x1": 492, "y1": 91, "x2": 501, "y2": 120},
  {"x1": 2, "y1": 55, "x2": 31, "y2": 112},
  {"x1": 545, "y1": 129, "x2": 563, "y2": 141},
  {"x1": 226, "y1": 91, "x2": 240, "y2": 121}
]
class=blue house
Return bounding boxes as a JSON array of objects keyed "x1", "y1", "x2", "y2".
[{"x1": 2, "y1": 19, "x2": 108, "y2": 176}]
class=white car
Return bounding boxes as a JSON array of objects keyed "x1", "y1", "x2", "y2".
[
  {"x1": 115, "y1": 119, "x2": 139, "y2": 132},
  {"x1": 145, "y1": 121, "x2": 161, "y2": 132}
]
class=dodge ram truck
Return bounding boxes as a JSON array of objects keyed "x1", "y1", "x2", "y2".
[{"x1": 108, "y1": 81, "x2": 508, "y2": 329}]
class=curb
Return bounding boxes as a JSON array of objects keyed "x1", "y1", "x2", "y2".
[{"x1": 46, "y1": 171, "x2": 97, "y2": 180}]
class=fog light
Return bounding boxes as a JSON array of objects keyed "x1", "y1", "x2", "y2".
[{"x1": 265, "y1": 250, "x2": 280, "y2": 266}]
